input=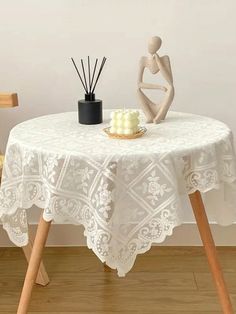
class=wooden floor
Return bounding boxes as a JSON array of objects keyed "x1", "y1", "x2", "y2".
[{"x1": 0, "y1": 247, "x2": 236, "y2": 313}]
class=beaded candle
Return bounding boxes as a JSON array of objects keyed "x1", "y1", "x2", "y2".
[{"x1": 110, "y1": 109, "x2": 140, "y2": 135}]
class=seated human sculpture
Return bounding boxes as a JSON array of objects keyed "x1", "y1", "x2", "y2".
[{"x1": 137, "y1": 36, "x2": 174, "y2": 123}]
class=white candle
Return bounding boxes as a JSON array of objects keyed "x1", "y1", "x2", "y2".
[
  {"x1": 110, "y1": 109, "x2": 140, "y2": 136},
  {"x1": 117, "y1": 120, "x2": 124, "y2": 127},
  {"x1": 124, "y1": 128, "x2": 134, "y2": 135},
  {"x1": 117, "y1": 128, "x2": 124, "y2": 135},
  {"x1": 117, "y1": 111, "x2": 124, "y2": 120},
  {"x1": 110, "y1": 127, "x2": 117, "y2": 134}
]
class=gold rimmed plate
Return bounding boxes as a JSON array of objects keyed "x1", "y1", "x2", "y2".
[{"x1": 103, "y1": 126, "x2": 147, "y2": 139}]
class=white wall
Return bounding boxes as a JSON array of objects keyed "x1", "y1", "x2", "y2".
[{"x1": 0, "y1": 0, "x2": 236, "y2": 244}]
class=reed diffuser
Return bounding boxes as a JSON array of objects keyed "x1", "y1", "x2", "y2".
[{"x1": 71, "y1": 56, "x2": 107, "y2": 124}]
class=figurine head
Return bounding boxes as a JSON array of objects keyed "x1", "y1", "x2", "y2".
[{"x1": 148, "y1": 36, "x2": 162, "y2": 54}]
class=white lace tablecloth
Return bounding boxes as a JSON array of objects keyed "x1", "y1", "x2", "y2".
[{"x1": 1, "y1": 111, "x2": 236, "y2": 276}]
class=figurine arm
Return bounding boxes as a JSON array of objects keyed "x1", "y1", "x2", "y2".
[
  {"x1": 154, "y1": 54, "x2": 173, "y2": 85},
  {"x1": 139, "y1": 82, "x2": 167, "y2": 91},
  {"x1": 138, "y1": 57, "x2": 167, "y2": 91}
]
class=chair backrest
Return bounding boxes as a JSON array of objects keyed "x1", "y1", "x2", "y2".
[
  {"x1": 0, "y1": 92, "x2": 18, "y2": 182},
  {"x1": 0, "y1": 93, "x2": 18, "y2": 108},
  {"x1": 0, "y1": 154, "x2": 4, "y2": 183}
]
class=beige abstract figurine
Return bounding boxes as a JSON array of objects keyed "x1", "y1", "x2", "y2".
[{"x1": 137, "y1": 36, "x2": 174, "y2": 123}]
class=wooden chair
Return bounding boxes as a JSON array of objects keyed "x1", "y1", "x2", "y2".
[
  {"x1": 0, "y1": 154, "x2": 3, "y2": 184},
  {"x1": 0, "y1": 93, "x2": 49, "y2": 286},
  {"x1": 0, "y1": 94, "x2": 18, "y2": 180}
]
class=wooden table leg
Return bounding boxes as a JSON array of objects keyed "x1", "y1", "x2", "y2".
[
  {"x1": 17, "y1": 214, "x2": 51, "y2": 314},
  {"x1": 22, "y1": 237, "x2": 49, "y2": 286},
  {"x1": 189, "y1": 190, "x2": 233, "y2": 314}
]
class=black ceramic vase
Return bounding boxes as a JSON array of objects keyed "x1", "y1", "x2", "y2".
[{"x1": 78, "y1": 93, "x2": 102, "y2": 125}]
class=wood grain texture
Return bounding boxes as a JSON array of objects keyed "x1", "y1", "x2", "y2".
[
  {"x1": 0, "y1": 312, "x2": 224, "y2": 314},
  {"x1": 0, "y1": 247, "x2": 236, "y2": 313}
]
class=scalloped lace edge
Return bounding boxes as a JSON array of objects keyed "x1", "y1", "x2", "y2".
[{"x1": 1, "y1": 178, "x2": 236, "y2": 276}]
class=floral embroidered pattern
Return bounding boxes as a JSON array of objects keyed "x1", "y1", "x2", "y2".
[
  {"x1": 93, "y1": 178, "x2": 113, "y2": 219},
  {"x1": 43, "y1": 155, "x2": 59, "y2": 183},
  {"x1": 142, "y1": 170, "x2": 172, "y2": 205},
  {"x1": 61, "y1": 158, "x2": 94, "y2": 193}
]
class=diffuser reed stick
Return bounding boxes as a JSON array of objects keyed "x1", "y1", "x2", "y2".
[
  {"x1": 81, "y1": 59, "x2": 88, "y2": 94},
  {"x1": 71, "y1": 56, "x2": 106, "y2": 96},
  {"x1": 88, "y1": 56, "x2": 91, "y2": 93},
  {"x1": 90, "y1": 58, "x2": 98, "y2": 92},
  {"x1": 91, "y1": 57, "x2": 107, "y2": 94},
  {"x1": 71, "y1": 57, "x2": 88, "y2": 93}
]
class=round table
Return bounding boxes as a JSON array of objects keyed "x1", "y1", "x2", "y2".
[{"x1": 1, "y1": 110, "x2": 236, "y2": 313}]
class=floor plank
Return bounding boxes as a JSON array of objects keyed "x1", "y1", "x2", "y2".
[
  {"x1": 0, "y1": 272, "x2": 197, "y2": 291},
  {"x1": 0, "y1": 312, "x2": 223, "y2": 314},
  {"x1": 0, "y1": 247, "x2": 236, "y2": 313},
  {"x1": 194, "y1": 272, "x2": 236, "y2": 292}
]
